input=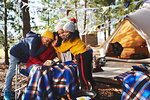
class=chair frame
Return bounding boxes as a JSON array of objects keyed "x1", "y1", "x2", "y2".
[{"x1": 15, "y1": 62, "x2": 28, "y2": 100}]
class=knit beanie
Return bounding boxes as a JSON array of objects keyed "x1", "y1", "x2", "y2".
[
  {"x1": 41, "y1": 29, "x2": 54, "y2": 40},
  {"x1": 54, "y1": 22, "x2": 64, "y2": 32},
  {"x1": 63, "y1": 18, "x2": 76, "y2": 32}
]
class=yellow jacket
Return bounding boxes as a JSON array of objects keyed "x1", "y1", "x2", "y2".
[{"x1": 54, "y1": 38, "x2": 87, "y2": 56}]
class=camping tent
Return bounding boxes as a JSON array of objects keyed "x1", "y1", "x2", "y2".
[{"x1": 99, "y1": 5, "x2": 150, "y2": 59}]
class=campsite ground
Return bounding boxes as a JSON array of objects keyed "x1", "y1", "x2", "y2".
[
  {"x1": 0, "y1": 47, "x2": 145, "y2": 100},
  {"x1": 0, "y1": 58, "x2": 123, "y2": 100}
]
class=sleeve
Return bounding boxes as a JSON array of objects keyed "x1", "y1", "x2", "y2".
[
  {"x1": 46, "y1": 45, "x2": 56, "y2": 60},
  {"x1": 29, "y1": 37, "x2": 47, "y2": 57},
  {"x1": 54, "y1": 41, "x2": 72, "y2": 53},
  {"x1": 26, "y1": 56, "x2": 44, "y2": 69},
  {"x1": 28, "y1": 56, "x2": 44, "y2": 66},
  {"x1": 31, "y1": 57, "x2": 44, "y2": 65}
]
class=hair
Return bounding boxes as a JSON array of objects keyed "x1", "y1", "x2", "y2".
[
  {"x1": 53, "y1": 32, "x2": 63, "y2": 47},
  {"x1": 64, "y1": 30, "x2": 80, "y2": 42}
]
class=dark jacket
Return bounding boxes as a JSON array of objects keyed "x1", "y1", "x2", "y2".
[{"x1": 10, "y1": 31, "x2": 47, "y2": 60}]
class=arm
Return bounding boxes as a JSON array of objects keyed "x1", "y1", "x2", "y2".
[
  {"x1": 29, "y1": 37, "x2": 47, "y2": 57},
  {"x1": 27, "y1": 45, "x2": 56, "y2": 67},
  {"x1": 52, "y1": 36, "x2": 71, "y2": 53},
  {"x1": 55, "y1": 50, "x2": 62, "y2": 62},
  {"x1": 30, "y1": 57, "x2": 44, "y2": 65},
  {"x1": 26, "y1": 56, "x2": 44, "y2": 68},
  {"x1": 54, "y1": 40, "x2": 72, "y2": 53}
]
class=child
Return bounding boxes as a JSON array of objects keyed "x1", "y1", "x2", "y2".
[
  {"x1": 52, "y1": 18, "x2": 96, "y2": 91},
  {"x1": 54, "y1": 22, "x2": 73, "y2": 62}
]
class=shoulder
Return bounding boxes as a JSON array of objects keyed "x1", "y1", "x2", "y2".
[
  {"x1": 74, "y1": 38, "x2": 83, "y2": 42},
  {"x1": 32, "y1": 35, "x2": 41, "y2": 42},
  {"x1": 26, "y1": 31, "x2": 41, "y2": 38}
]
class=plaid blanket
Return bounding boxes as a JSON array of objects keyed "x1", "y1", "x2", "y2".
[
  {"x1": 114, "y1": 65, "x2": 149, "y2": 80},
  {"x1": 23, "y1": 61, "x2": 78, "y2": 100},
  {"x1": 131, "y1": 65, "x2": 148, "y2": 72},
  {"x1": 114, "y1": 71, "x2": 131, "y2": 80},
  {"x1": 121, "y1": 71, "x2": 150, "y2": 100}
]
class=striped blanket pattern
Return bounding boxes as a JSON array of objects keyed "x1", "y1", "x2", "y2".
[
  {"x1": 121, "y1": 71, "x2": 150, "y2": 100},
  {"x1": 23, "y1": 62, "x2": 78, "y2": 100}
]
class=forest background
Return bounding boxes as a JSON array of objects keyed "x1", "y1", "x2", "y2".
[{"x1": 0, "y1": 0, "x2": 144, "y2": 64}]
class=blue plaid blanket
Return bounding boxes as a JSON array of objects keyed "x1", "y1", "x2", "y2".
[
  {"x1": 114, "y1": 65, "x2": 148, "y2": 80},
  {"x1": 23, "y1": 61, "x2": 79, "y2": 100},
  {"x1": 121, "y1": 71, "x2": 150, "y2": 100},
  {"x1": 114, "y1": 71, "x2": 131, "y2": 80},
  {"x1": 131, "y1": 65, "x2": 148, "y2": 72}
]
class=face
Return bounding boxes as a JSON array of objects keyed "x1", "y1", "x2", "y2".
[
  {"x1": 41, "y1": 37, "x2": 53, "y2": 46},
  {"x1": 58, "y1": 29, "x2": 64, "y2": 39},
  {"x1": 63, "y1": 30, "x2": 70, "y2": 36},
  {"x1": 59, "y1": 30, "x2": 70, "y2": 40}
]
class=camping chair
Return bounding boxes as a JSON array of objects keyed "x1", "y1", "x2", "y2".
[{"x1": 15, "y1": 62, "x2": 29, "y2": 100}]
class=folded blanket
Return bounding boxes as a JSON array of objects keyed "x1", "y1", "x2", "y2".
[
  {"x1": 121, "y1": 71, "x2": 150, "y2": 100},
  {"x1": 131, "y1": 65, "x2": 148, "y2": 72}
]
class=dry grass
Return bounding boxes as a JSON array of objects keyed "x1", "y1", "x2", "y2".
[
  {"x1": 0, "y1": 64, "x2": 122, "y2": 100},
  {"x1": 0, "y1": 48, "x2": 4, "y2": 58}
]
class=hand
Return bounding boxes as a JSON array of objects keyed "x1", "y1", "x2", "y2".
[
  {"x1": 52, "y1": 36, "x2": 58, "y2": 47},
  {"x1": 72, "y1": 59, "x2": 77, "y2": 65},
  {"x1": 43, "y1": 60, "x2": 53, "y2": 66}
]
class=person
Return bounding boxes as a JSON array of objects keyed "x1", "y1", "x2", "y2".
[
  {"x1": 52, "y1": 18, "x2": 96, "y2": 91},
  {"x1": 53, "y1": 22, "x2": 64, "y2": 47},
  {"x1": 3, "y1": 29, "x2": 53, "y2": 100},
  {"x1": 26, "y1": 29, "x2": 56, "y2": 71},
  {"x1": 54, "y1": 22, "x2": 73, "y2": 62}
]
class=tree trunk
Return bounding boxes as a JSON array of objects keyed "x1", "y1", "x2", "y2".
[
  {"x1": 84, "y1": 0, "x2": 87, "y2": 44},
  {"x1": 48, "y1": 2, "x2": 50, "y2": 26},
  {"x1": 108, "y1": 7, "x2": 111, "y2": 36},
  {"x1": 84, "y1": 0, "x2": 87, "y2": 31},
  {"x1": 22, "y1": 0, "x2": 31, "y2": 38},
  {"x1": 108, "y1": 18, "x2": 111, "y2": 36},
  {"x1": 104, "y1": 28, "x2": 106, "y2": 41},
  {"x1": 4, "y1": 0, "x2": 9, "y2": 65},
  {"x1": 104, "y1": 15, "x2": 106, "y2": 41},
  {"x1": 75, "y1": 0, "x2": 78, "y2": 30}
]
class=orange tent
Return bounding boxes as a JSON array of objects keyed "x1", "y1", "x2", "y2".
[{"x1": 99, "y1": 6, "x2": 150, "y2": 59}]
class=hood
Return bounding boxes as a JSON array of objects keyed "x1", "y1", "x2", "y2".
[{"x1": 26, "y1": 31, "x2": 40, "y2": 38}]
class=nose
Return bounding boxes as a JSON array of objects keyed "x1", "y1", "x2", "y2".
[{"x1": 59, "y1": 33, "x2": 63, "y2": 37}]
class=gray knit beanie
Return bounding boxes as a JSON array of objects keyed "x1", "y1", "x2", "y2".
[
  {"x1": 63, "y1": 21, "x2": 75, "y2": 32},
  {"x1": 54, "y1": 22, "x2": 64, "y2": 32}
]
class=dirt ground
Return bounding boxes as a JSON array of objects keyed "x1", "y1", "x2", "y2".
[
  {"x1": 0, "y1": 46, "x2": 123, "y2": 99},
  {"x1": 0, "y1": 57, "x2": 122, "y2": 100},
  {"x1": 0, "y1": 46, "x2": 125, "y2": 100}
]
